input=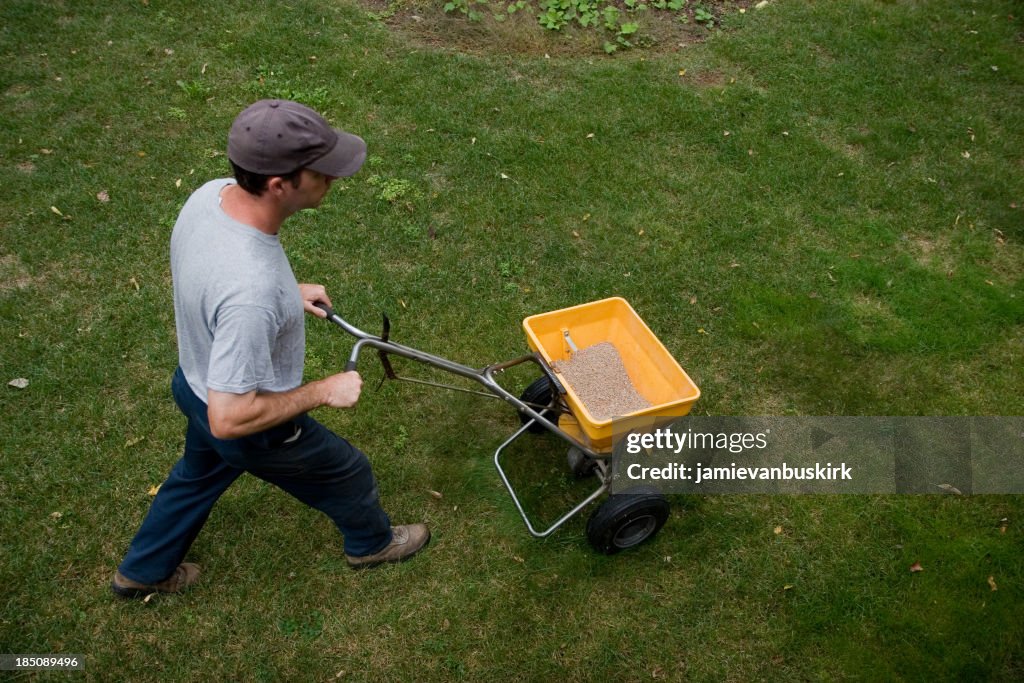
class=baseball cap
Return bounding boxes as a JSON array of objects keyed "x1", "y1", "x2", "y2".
[{"x1": 227, "y1": 99, "x2": 366, "y2": 177}]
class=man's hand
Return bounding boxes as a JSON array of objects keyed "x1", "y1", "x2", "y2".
[
  {"x1": 298, "y1": 283, "x2": 331, "y2": 318},
  {"x1": 318, "y1": 371, "x2": 363, "y2": 408}
]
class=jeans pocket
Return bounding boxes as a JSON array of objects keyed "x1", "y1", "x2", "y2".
[{"x1": 249, "y1": 421, "x2": 301, "y2": 451}]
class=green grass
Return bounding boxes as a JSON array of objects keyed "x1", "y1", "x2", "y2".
[{"x1": 2, "y1": 0, "x2": 1023, "y2": 680}]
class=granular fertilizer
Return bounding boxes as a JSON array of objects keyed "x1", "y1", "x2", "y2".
[{"x1": 552, "y1": 341, "x2": 651, "y2": 420}]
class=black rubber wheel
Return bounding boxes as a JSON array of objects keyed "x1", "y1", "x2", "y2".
[
  {"x1": 518, "y1": 376, "x2": 560, "y2": 434},
  {"x1": 566, "y1": 447, "x2": 599, "y2": 479},
  {"x1": 586, "y1": 490, "x2": 670, "y2": 555}
]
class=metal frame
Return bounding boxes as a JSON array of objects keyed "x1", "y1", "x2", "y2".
[{"x1": 317, "y1": 303, "x2": 611, "y2": 538}]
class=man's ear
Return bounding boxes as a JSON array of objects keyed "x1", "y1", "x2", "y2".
[{"x1": 265, "y1": 176, "x2": 287, "y2": 196}]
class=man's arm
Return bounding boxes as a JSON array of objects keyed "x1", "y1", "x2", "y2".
[{"x1": 207, "y1": 371, "x2": 362, "y2": 439}]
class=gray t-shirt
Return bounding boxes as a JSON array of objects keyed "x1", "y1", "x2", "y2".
[{"x1": 171, "y1": 178, "x2": 304, "y2": 402}]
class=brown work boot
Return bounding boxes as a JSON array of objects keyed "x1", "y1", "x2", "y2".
[
  {"x1": 346, "y1": 524, "x2": 430, "y2": 569},
  {"x1": 111, "y1": 563, "x2": 201, "y2": 599}
]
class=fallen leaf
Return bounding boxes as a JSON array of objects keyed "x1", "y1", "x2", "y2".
[
  {"x1": 50, "y1": 206, "x2": 64, "y2": 217},
  {"x1": 679, "y1": 69, "x2": 686, "y2": 76},
  {"x1": 961, "y1": 150, "x2": 971, "y2": 159},
  {"x1": 774, "y1": 526, "x2": 783, "y2": 535},
  {"x1": 147, "y1": 484, "x2": 161, "y2": 496},
  {"x1": 175, "y1": 178, "x2": 182, "y2": 188},
  {"x1": 50, "y1": 511, "x2": 63, "y2": 520},
  {"x1": 689, "y1": 296, "x2": 697, "y2": 305},
  {"x1": 999, "y1": 518, "x2": 1008, "y2": 533},
  {"x1": 428, "y1": 490, "x2": 443, "y2": 499},
  {"x1": 500, "y1": 172, "x2": 510, "y2": 180},
  {"x1": 8, "y1": 378, "x2": 29, "y2": 389},
  {"x1": 638, "y1": 229, "x2": 644, "y2": 236},
  {"x1": 909, "y1": 561, "x2": 924, "y2": 573},
  {"x1": 512, "y1": 555, "x2": 524, "y2": 563},
  {"x1": 697, "y1": 328, "x2": 706, "y2": 334},
  {"x1": 125, "y1": 436, "x2": 145, "y2": 447},
  {"x1": 572, "y1": 230, "x2": 580, "y2": 238},
  {"x1": 935, "y1": 483, "x2": 962, "y2": 495},
  {"x1": 586, "y1": 133, "x2": 595, "y2": 139},
  {"x1": 129, "y1": 277, "x2": 140, "y2": 291},
  {"x1": 988, "y1": 575, "x2": 997, "y2": 591},
  {"x1": 96, "y1": 190, "x2": 110, "y2": 202},
  {"x1": 143, "y1": 592, "x2": 156, "y2": 603},
  {"x1": 783, "y1": 584, "x2": 793, "y2": 590}
]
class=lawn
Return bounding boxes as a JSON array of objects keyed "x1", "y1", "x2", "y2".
[{"x1": 1, "y1": 0, "x2": 1022, "y2": 680}]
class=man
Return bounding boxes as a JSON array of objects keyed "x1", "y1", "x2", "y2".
[{"x1": 112, "y1": 100, "x2": 429, "y2": 598}]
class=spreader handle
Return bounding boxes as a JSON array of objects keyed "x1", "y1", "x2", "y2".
[
  {"x1": 313, "y1": 301, "x2": 336, "y2": 320},
  {"x1": 314, "y1": 302, "x2": 362, "y2": 372}
]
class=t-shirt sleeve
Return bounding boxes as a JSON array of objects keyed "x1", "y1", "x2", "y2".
[{"x1": 206, "y1": 304, "x2": 279, "y2": 394}]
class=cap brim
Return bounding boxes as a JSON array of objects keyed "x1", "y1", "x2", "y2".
[{"x1": 307, "y1": 130, "x2": 367, "y2": 178}]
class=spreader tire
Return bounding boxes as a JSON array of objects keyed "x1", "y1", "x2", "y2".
[
  {"x1": 518, "y1": 376, "x2": 559, "y2": 434},
  {"x1": 586, "y1": 490, "x2": 670, "y2": 554}
]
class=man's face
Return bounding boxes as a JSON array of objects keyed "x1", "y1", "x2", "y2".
[{"x1": 289, "y1": 169, "x2": 336, "y2": 210}]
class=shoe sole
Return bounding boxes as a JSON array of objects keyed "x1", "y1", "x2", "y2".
[
  {"x1": 347, "y1": 531, "x2": 431, "y2": 570},
  {"x1": 110, "y1": 567, "x2": 200, "y2": 599},
  {"x1": 111, "y1": 582, "x2": 164, "y2": 599}
]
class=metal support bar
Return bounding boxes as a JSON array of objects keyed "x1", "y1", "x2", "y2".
[{"x1": 493, "y1": 422, "x2": 609, "y2": 538}]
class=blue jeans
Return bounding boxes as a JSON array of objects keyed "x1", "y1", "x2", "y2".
[{"x1": 117, "y1": 368, "x2": 393, "y2": 584}]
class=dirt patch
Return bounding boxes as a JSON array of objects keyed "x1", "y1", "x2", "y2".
[
  {"x1": 4, "y1": 84, "x2": 32, "y2": 98},
  {"x1": 0, "y1": 254, "x2": 35, "y2": 293},
  {"x1": 907, "y1": 232, "x2": 956, "y2": 274},
  {"x1": 359, "y1": 0, "x2": 757, "y2": 57},
  {"x1": 686, "y1": 68, "x2": 730, "y2": 87}
]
